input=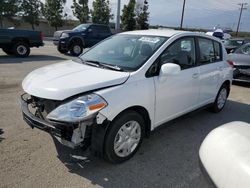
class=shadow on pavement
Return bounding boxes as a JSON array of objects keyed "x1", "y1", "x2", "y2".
[
  {"x1": 0, "y1": 55, "x2": 67, "y2": 64},
  {"x1": 53, "y1": 100, "x2": 250, "y2": 188},
  {"x1": 0, "y1": 128, "x2": 4, "y2": 143}
]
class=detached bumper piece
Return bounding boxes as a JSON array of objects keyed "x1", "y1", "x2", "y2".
[
  {"x1": 21, "y1": 93, "x2": 74, "y2": 141},
  {"x1": 233, "y1": 65, "x2": 250, "y2": 83}
]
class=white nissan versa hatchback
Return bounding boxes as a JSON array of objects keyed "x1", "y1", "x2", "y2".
[{"x1": 21, "y1": 30, "x2": 233, "y2": 163}]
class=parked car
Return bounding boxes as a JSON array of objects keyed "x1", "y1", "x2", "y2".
[
  {"x1": 21, "y1": 30, "x2": 233, "y2": 163},
  {"x1": 53, "y1": 23, "x2": 112, "y2": 56},
  {"x1": 223, "y1": 38, "x2": 244, "y2": 53},
  {"x1": 199, "y1": 121, "x2": 250, "y2": 188},
  {"x1": 0, "y1": 28, "x2": 44, "y2": 57},
  {"x1": 228, "y1": 43, "x2": 250, "y2": 83}
]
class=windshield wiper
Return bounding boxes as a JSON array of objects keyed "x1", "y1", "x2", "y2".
[{"x1": 81, "y1": 59, "x2": 124, "y2": 71}]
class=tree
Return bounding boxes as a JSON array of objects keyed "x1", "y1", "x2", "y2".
[
  {"x1": 71, "y1": 0, "x2": 89, "y2": 23},
  {"x1": 135, "y1": 0, "x2": 149, "y2": 30},
  {"x1": 121, "y1": 0, "x2": 136, "y2": 31},
  {"x1": 91, "y1": 0, "x2": 113, "y2": 25},
  {"x1": 0, "y1": 0, "x2": 20, "y2": 28},
  {"x1": 21, "y1": 0, "x2": 42, "y2": 30},
  {"x1": 43, "y1": 0, "x2": 66, "y2": 31}
]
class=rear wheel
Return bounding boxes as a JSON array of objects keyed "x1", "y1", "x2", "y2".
[
  {"x1": 70, "y1": 42, "x2": 83, "y2": 56},
  {"x1": 210, "y1": 84, "x2": 229, "y2": 113},
  {"x1": 13, "y1": 42, "x2": 30, "y2": 57},
  {"x1": 104, "y1": 111, "x2": 145, "y2": 163}
]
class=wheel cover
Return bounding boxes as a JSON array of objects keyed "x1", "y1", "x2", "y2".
[
  {"x1": 17, "y1": 45, "x2": 27, "y2": 55},
  {"x1": 217, "y1": 88, "x2": 227, "y2": 109},
  {"x1": 114, "y1": 120, "x2": 141, "y2": 157},
  {"x1": 73, "y1": 45, "x2": 81, "y2": 54}
]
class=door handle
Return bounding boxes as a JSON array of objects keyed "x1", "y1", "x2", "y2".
[{"x1": 192, "y1": 73, "x2": 199, "y2": 79}]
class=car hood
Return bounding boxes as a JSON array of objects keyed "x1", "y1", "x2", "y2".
[
  {"x1": 22, "y1": 60, "x2": 130, "y2": 100},
  {"x1": 228, "y1": 53, "x2": 250, "y2": 66}
]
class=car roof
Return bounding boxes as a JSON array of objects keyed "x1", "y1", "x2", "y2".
[{"x1": 119, "y1": 29, "x2": 189, "y2": 37}]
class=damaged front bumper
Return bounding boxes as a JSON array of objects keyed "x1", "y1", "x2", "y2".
[{"x1": 20, "y1": 93, "x2": 94, "y2": 149}]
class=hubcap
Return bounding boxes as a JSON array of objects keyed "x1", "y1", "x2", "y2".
[
  {"x1": 17, "y1": 45, "x2": 27, "y2": 55},
  {"x1": 217, "y1": 88, "x2": 227, "y2": 109},
  {"x1": 114, "y1": 121, "x2": 141, "y2": 157},
  {"x1": 73, "y1": 45, "x2": 81, "y2": 55}
]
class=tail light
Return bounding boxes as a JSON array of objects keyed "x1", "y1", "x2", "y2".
[
  {"x1": 227, "y1": 60, "x2": 234, "y2": 68},
  {"x1": 40, "y1": 32, "x2": 44, "y2": 41}
]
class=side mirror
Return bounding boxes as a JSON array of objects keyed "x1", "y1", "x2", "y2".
[
  {"x1": 87, "y1": 28, "x2": 92, "y2": 33},
  {"x1": 160, "y1": 63, "x2": 181, "y2": 78}
]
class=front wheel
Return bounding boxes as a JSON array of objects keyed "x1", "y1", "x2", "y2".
[
  {"x1": 210, "y1": 84, "x2": 229, "y2": 113},
  {"x1": 70, "y1": 43, "x2": 83, "y2": 56},
  {"x1": 104, "y1": 111, "x2": 145, "y2": 163}
]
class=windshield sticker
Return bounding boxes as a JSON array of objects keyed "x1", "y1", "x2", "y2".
[{"x1": 139, "y1": 37, "x2": 160, "y2": 43}]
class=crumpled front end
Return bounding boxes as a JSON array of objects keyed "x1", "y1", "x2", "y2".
[{"x1": 21, "y1": 93, "x2": 100, "y2": 149}]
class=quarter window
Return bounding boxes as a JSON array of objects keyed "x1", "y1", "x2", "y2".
[
  {"x1": 160, "y1": 37, "x2": 196, "y2": 70},
  {"x1": 214, "y1": 41, "x2": 222, "y2": 61}
]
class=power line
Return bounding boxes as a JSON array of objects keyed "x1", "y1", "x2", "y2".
[{"x1": 236, "y1": 2, "x2": 247, "y2": 36}]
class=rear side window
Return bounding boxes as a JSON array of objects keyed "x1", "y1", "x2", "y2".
[{"x1": 198, "y1": 38, "x2": 222, "y2": 64}]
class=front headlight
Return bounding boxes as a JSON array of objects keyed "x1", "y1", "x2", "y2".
[
  {"x1": 47, "y1": 94, "x2": 107, "y2": 123},
  {"x1": 60, "y1": 33, "x2": 69, "y2": 38}
]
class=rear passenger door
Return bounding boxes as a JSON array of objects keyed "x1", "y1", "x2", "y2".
[{"x1": 197, "y1": 37, "x2": 223, "y2": 105}]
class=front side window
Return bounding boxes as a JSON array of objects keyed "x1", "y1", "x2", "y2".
[
  {"x1": 160, "y1": 37, "x2": 196, "y2": 70},
  {"x1": 80, "y1": 35, "x2": 168, "y2": 71}
]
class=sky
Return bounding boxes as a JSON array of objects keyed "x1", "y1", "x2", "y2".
[{"x1": 43, "y1": 0, "x2": 250, "y2": 31}]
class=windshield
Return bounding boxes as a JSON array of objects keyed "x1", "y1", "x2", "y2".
[
  {"x1": 73, "y1": 24, "x2": 89, "y2": 32},
  {"x1": 234, "y1": 44, "x2": 250, "y2": 55},
  {"x1": 80, "y1": 35, "x2": 168, "y2": 71},
  {"x1": 224, "y1": 39, "x2": 243, "y2": 46}
]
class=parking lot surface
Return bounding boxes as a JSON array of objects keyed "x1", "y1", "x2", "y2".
[{"x1": 0, "y1": 42, "x2": 250, "y2": 188}]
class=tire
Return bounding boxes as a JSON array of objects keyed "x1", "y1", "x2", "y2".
[
  {"x1": 2, "y1": 47, "x2": 13, "y2": 55},
  {"x1": 210, "y1": 84, "x2": 229, "y2": 113},
  {"x1": 57, "y1": 46, "x2": 68, "y2": 54},
  {"x1": 69, "y1": 42, "x2": 83, "y2": 56},
  {"x1": 13, "y1": 42, "x2": 30, "y2": 57},
  {"x1": 104, "y1": 110, "x2": 145, "y2": 163}
]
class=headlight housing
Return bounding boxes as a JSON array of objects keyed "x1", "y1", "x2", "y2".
[
  {"x1": 60, "y1": 33, "x2": 69, "y2": 39},
  {"x1": 47, "y1": 94, "x2": 107, "y2": 123}
]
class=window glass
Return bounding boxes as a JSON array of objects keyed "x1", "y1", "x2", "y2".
[
  {"x1": 214, "y1": 42, "x2": 222, "y2": 61},
  {"x1": 160, "y1": 37, "x2": 196, "y2": 70},
  {"x1": 80, "y1": 35, "x2": 167, "y2": 71},
  {"x1": 198, "y1": 38, "x2": 215, "y2": 64},
  {"x1": 234, "y1": 44, "x2": 250, "y2": 55}
]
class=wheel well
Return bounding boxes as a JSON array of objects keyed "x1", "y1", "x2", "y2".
[
  {"x1": 12, "y1": 38, "x2": 30, "y2": 45},
  {"x1": 222, "y1": 80, "x2": 230, "y2": 96},
  {"x1": 113, "y1": 106, "x2": 151, "y2": 138},
  {"x1": 69, "y1": 37, "x2": 83, "y2": 47}
]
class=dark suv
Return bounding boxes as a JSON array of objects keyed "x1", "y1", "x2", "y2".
[{"x1": 53, "y1": 23, "x2": 112, "y2": 56}]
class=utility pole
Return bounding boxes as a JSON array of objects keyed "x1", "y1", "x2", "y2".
[
  {"x1": 236, "y1": 3, "x2": 247, "y2": 36},
  {"x1": 115, "y1": 0, "x2": 121, "y2": 32},
  {"x1": 180, "y1": 0, "x2": 186, "y2": 30}
]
